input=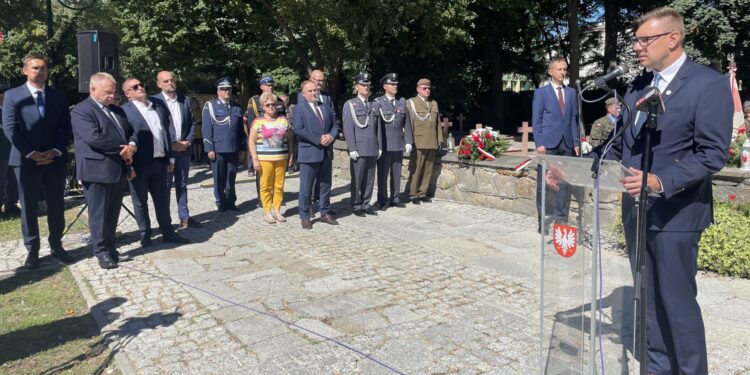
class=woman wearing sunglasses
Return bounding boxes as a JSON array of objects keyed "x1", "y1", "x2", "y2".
[{"x1": 248, "y1": 92, "x2": 294, "y2": 223}]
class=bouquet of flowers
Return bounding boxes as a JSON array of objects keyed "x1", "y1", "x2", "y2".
[
  {"x1": 456, "y1": 127, "x2": 509, "y2": 163},
  {"x1": 727, "y1": 125, "x2": 747, "y2": 167}
]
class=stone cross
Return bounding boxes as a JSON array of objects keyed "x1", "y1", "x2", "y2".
[
  {"x1": 441, "y1": 117, "x2": 452, "y2": 144},
  {"x1": 456, "y1": 113, "x2": 466, "y2": 133},
  {"x1": 516, "y1": 121, "x2": 532, "y2": 156}
]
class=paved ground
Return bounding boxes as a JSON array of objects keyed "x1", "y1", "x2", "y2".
[{"x1": 1, "y1": 164, "x2": 749, "y2": 374}]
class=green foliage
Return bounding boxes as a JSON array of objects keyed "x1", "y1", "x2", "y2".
[{"x1": 698, "y1": 200, "x2": 750, "y2": 277}]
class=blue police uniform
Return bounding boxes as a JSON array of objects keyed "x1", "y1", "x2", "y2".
[{"x1": 202, "y1": 78, "x2": 244, "y2": 211}]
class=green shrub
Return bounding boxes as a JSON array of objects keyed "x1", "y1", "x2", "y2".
[{"x1": 609, "y1": 199, "x2": 750, "y2": 278}]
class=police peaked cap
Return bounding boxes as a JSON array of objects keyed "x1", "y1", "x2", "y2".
[
  {"x1": 354, "y1": 73, "x2": 371, "y2": 85},
  {"x1": 380, "y1": 73, "x2": 398, "y2": 85}
]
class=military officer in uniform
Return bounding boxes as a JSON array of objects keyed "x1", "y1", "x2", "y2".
[
  {"x1": 202, "y1": 78, "x2": 244, "y2": 212},
  {"x1": 588, "y1": 97, "x2": 620, "y2": 149},
  {"x1": 373, "y1": 73, "x2": 413, "y2": 210},
  {"x1": 343, "y1": 73, "x2": 381, "y2": 216},
  {"x1": 406, "y1": 78, "x2": 442, "y2": 204}
]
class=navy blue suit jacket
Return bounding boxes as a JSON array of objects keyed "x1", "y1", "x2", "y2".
[
  {"x1": 1, "y1": 84, "x2": 72, "y2": 166},
  {"x1": 531, "y1": 84, "x2": 579, "y2": 149},
  {"x1": 154, "y1": 92, "x2": 195, "y2": 144},
  {"x1": 611, "y1": 58, "x2": 733, "y2": 231},
  {"x1": 121, "y1": 99, "x2": 173, "y2": 169},
  {"x1": 71, "y1": 98, "x2": 136, "y2": 184},
  {"x1": 293, "y1": 99, "x2": 338, "y2": 163}
]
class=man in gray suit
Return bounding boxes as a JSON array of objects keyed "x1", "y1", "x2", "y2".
[
  {"x1": 343, "y1": 73, "x2": 381, "y2": 217},
  {"x1": 373, "y1": 73, "x2": 413, "y2": 210}
]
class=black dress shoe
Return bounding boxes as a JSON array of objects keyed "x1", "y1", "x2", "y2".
[
  {"x1": 353, "y1": 209, "x2": 366, "y2": 217},
  {"x1": 162, "y1": 233, "x2": 190, "y2": 244},
  {"x1": 227, "y1": 204, "x2": 240, "y2": 211},
  {"x1": 97, "y1": 255, "x2": 118, "y2": 270},
  {"x1": 24, "y1": 254, "x2": 40, "y2": 269},
  {"x1": 411, "y1": 197, "x2": 421, "y2": 205},
  {"x1": 301, "y1": 218, "x2": 313, "y2": 229},
  {"x1": 390, "y1": 201, "x2": 406, "y2": 208},
  {"x1": 320, "y1": 213, "x2": 339, "y2": 225},
  {"x1": 218, "y1": 204, "x2": 227, "y2": 213},
  {"x1": 140, "y1": 236, "x2": 152, "y2": 247},
  {"x1": 4, "y1": 205, "x2": 21, "y2": 215},
  {"x1": 363, "y1": 208, "x2": 378, "y2": 216},
  {"x1": 419, "y1": 196, "x2": 432, "y2": 203},
  {"x1": 377, "y1": 203, "x2": 388, "y2": 211},
  {"x1": 187, "y1": 217, "x2": 202, "y2": 228},
  {"x1": 51, "y1": 248, "x2": 75, "y2": 264}
]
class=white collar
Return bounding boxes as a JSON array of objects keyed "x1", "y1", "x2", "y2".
[
  {"x1": 357, "y1": 94, "x2": 368, "y2": 104},
  {"x1": 26, "y1": 82, "x2": 45, "y2": 96},
  {"x1": 162, "y1": 92, "x2": 178, "y2": 102},
  {"x1": 653, "y1": 52, "x2": 687, "y2": 85},
  {"x1": 385, "y1": 94, "x2": 396, "y2": 101},
  {"x1": 132, "y1": 99, "x2": 153, "y2": 109},
  {"x1": 218, "y1": 98, "x2": 230, "y2": 105},
  {"x1": 550, "y1": 81, "x2": 565, "y2": 91}
]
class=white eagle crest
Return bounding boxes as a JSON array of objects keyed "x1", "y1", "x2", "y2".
[{"x1": 554, "y1": 226, "x2": 576, "y2": 253}]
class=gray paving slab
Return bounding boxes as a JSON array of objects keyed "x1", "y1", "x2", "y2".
[{"x1": 1, "y1": 163, "x2": 749, "y2": 374}]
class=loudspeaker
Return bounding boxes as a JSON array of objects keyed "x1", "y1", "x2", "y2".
[{"x1": 76, "y1": 30, "x2": 119, "y2": 93}]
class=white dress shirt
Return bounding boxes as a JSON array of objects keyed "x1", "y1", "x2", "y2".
[
  {"x1": 163, "y1": 93, "x2": 183, "y2": 142},
  {"x1": 132, "y1": 100, "x2": 170, "y2": 161}
]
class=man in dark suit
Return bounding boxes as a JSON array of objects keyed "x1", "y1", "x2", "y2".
[
  {"x1": 71, "y1": 72, "x2": 138, "y2": 269},
  {"x1": 154, "y1": 71, "x2": 201, "y2": 229},
  {"x1": 2, "y1": 55, "x2": 73, "y2": 269},
  {"x1": 531, "y1": 56, "x2": 580, "y2": 234},
  {"x1": 615, "y1": 8, "x2": 732, "y2": 374},
  {"x1": 0, "y1": 83, "x2": 20, "y2": 217},
  {"x1": 293, "y1": 80, "x2": 339, "y2": 229},
  {"x1": 121, "y1": 77, "x2": 189, "y2": 247}
]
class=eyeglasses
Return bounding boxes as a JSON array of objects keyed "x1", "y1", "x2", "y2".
[
  {"x1": 418, "y1": 86, "x2": 431, "y2": 90},
  {"x1": 264, "y1": 103, "x2": 276, "y2": 108},
  {"x1": 218, "y1": 87, "x2": 231, "y2": 91},
  {"x1": 632, "y1": 32, "x2": 672, "y2": 47},
  {"x1": 128, "y1": 83, "x2": 144, "y2": 91}
]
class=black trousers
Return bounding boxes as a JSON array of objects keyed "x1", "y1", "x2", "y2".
[
  {"x1": 83, "y1": 174, "x2": 126, "y2": 257},
  {"x1": 535, "y1": 143, "x2": 573, "y2": 228},
  {"x1": 211, "y1": 152, "x2": 238, "y2": 207},
  {"x1": 377, "y1": 151, "x2": 404, "y2": 205},
  {"x1": 129, "y1": 160, "x2": 173, "y2": 238},
  {"x1": 14, "y1": 159, "x2": 66, "y2": 253}
]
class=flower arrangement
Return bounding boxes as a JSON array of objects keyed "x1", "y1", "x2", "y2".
[
  {"x1": 456, "y1": 127, "x2": 509, "y2": 163},
  {"x1": 727, "y1": 125, "x2": 747, "y2": 167}
]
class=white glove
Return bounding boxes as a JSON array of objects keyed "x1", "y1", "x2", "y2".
[
  {"x1": 581, "y1": 141, "x2": 592, "y2": 154},
  {"x1": 349, "y1": 151, "x2": 359, "y2": 160},
  {"x1": 378, "y1": 150, "x2": 382, "y2": 159},
  {"x1": 404, "y1": 144, "x2": 412, "y2": 154}
]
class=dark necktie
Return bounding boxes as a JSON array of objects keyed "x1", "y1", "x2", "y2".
[
  {"x1": 314, "y1": 104, "x2": 324, "y2": 127},
  {"x1": 104, "y1": 106, "x2": 126, "y2": 140},
  {"x1": 391, "y1": 99, "x2": 395, "y2": 108},
  {"x1": 557, "y1": 86, "x2": 565, "y2": 114},
  {"x1": 36, "y1": 90, "x2": 45, "y2": 116}
]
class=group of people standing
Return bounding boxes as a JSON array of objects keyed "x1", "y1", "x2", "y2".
[{"x1": 200, "y1": 69, "x2": 443, "y2": 229}]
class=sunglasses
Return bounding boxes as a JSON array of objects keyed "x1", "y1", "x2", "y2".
[
  {"x1": 218, "y1": 87, "x2": 231, "y2": 91},
  {"x1": 129, "y1": 83, "x2": 144, "y2": 91},
  {"x1": 418, "y1": 86, "x2": 431, "y2": 90},
  {"x1": 264, "y1": 103, "x2": 276, "y2": 108}
]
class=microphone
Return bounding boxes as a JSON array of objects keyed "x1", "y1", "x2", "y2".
[
  {"x1": 635, "y1": 87, "x2": 665, "y2": 114},
  {"x1": 587, "y1": 65, "x2": 629, "y2": 89}
]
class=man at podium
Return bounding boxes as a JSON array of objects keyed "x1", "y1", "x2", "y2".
[{"x1": 611, "y1": 7, "x2": 733, "y2": 375}]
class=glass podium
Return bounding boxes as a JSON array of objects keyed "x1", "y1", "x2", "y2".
[{"x1": 537, "y1": 154, "x2": 637, "y2": 375}]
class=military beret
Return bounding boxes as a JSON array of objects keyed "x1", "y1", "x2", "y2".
[
  {"x1": 259, "y1": 76, "x2": 274, "y2": 85},
  {"x1": 416, "y1": 78, "x2": 431, "y2": 87},
  {"x1": 605, "y1": 97, "x2": 618, "y2": 106},
  {"x1": 354, "y1": 73, "x2": 371, "y2": 85},
  {"x1": 380, "y1": 73, "x2": 398, "y2": 85},
  {"x1": 744, "y1": 100, "x2": 750, "y2": 112},
  {"x1": 0, "y1": 83, "x2": 8, "y2": 94},
  {"x1": 215, "y1": 78, "x2": 232, "y2": 88}
]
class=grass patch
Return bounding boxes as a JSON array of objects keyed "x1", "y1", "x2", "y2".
[
  {"x1": 0, "y1": 202, "x2": 89, "y2": 242},
  {"x1": 0, "y1": 267, "x2": 120, "y2": 375}
]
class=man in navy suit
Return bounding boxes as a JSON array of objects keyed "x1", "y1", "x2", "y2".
[
  {"x1": 2, "y1": 55, "x2": 73, "y2": 269},
  {"x1": 293, "y1": 80, "x2": 339, "y2": 229},
  {"x1": 71, "y1": 72, "x2": 138, "y2": 269},
  {"x1": 0, "y1": 83, "x2": 20, "y2": 217},
  {"x1": 154, "y1": 71, "x2": 201, "y2": 229},
  {"x1": 121, "y1": 77, "x2": 189, "y2": 247},
  {"x1": 532, "y1": 56, "x2": 580, "y2": 234},
  {"x1": 614, "y1": 8, "x2": 732, "y2": 374}
]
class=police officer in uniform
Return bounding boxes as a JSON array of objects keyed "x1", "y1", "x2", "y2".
[
  {"x1": 343, "y1": 73, "x2": 381, "y2": 216},
  {"x1": 373, "y1": 73, "x2": 412, "y2": 210},
  {"x1": 406, "y1": 78, "x2": 442, "y2": 204},
  {"x1": 588, "y1": 97, "x2": 620, "y2": 149},
  {"x1": 202, "y1": 78, "x2": 244, "y2": 212}
]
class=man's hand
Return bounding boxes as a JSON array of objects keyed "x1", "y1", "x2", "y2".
[
  {"x1": 167, "y1": 163, "x2": 174, "y2": 173},
  {"x1": 536, "y1": 146, "x2": 546, "y2": 154},
  {"x1": 620, "y1": 167, "x2": 662, "y2": 197},
  {"x1": 128, "y1": 169, "x2": 137, "y2": 181},
  {"x1": 544, "y1": 164, "x2": 564, "y2": 191},
  {"x1": 119, "y1": 144, "x2": 136, "y2": 160},
  {"x1": 349, "y1": 151, "x2": 359, "y2": 161},
  {"x1": 574, "y1": 146, "x2": 580, "y2": 156},
  {"x1": 404, "y1": 144, "x2": 412, "y2": 154},
  {"x1": 320, "y1": 134, "x2": 334, "y2": 146},
  {"x1": 29, "y1": 151, "x2": 55, "y2": 165},
  {"x1": 171, "y1": 141, "x2": 189, "y2": 152},
  {"x1": 208, "y1": 151, "x2": 216, "y2": 161}
]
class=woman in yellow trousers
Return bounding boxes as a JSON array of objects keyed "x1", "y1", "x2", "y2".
[{"x1": 248, "y1": 92, "x2": 294, "y2": 223}]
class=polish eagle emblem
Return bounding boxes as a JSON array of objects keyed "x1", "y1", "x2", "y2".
[{"x1": 553, "y1": 223, "x2": 577, "y2": 258}]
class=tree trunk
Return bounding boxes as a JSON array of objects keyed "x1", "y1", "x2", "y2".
[
  {"x1": 603, "y1": 0, "x2": 618, "y2": 79},
  {"x1": 566, "y1": 0, "x2": 581, "y2": 84}
]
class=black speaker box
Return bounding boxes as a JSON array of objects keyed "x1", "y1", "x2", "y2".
[{"x1": 76, "y1": 30, "x2": 119, "y2": 93}]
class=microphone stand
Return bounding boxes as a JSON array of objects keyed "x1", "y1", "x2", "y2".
[{"x1": 635, "y1": 99, "x2": 659, "y2": 375}]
